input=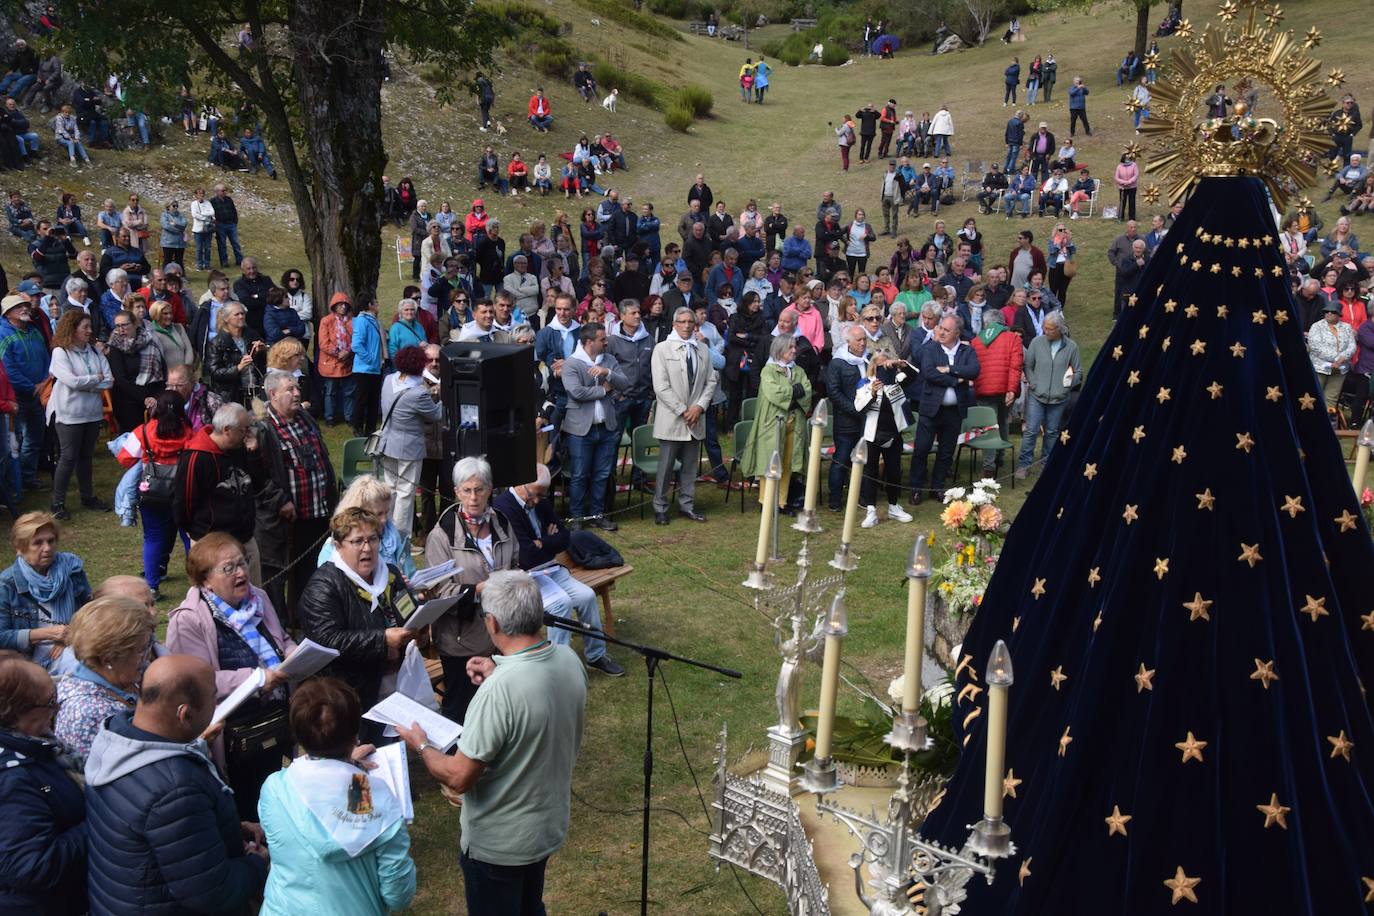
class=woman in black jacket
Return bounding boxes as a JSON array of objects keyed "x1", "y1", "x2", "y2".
[
  {"x1": 105, "y1": 298, "x2": 167, "y2": 433},
  {"x1": 298, "y1": 507, "x2": 417, "y2": 740},
  {"x1": 724, "y1": 290, "x2": 766, "y2": 426},
  {"x1": 205, "y1": 300, "x2": 265, "y2": 406}
]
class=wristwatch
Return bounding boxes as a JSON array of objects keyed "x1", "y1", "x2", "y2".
[{"x1": 417, "y1": 740, "x2": 438, "y2": 755}]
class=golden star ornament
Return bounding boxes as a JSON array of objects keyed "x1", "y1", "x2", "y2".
[
  {"x1": 1135, "y1": 663, "x2": 1156, "y2": 692},
  {"x1": 1105, "y1": 805, "x2": 1133, "y2": 837},
  {"x1": 1256, "y1": 793, "x2": 1291, "y2": 829},
  {"x1": 1238, "y1": 542, "x2": 1263, "y2": 567},
  {"x1": 1164, "y1": 866, "x2": 1201, "y2": 905},
  {"x1": 1183, "y1": 592, "x2": 1213, "y2": 622},
  {"x1": 1196, "y1": 488, "x2": 1216, "y2": 510},
  {"x1": 1058, "y1": 726, "x2": 1073, "y2": 757},
  {"x1": 1328, "y1": 730, "x2": 1354, "y2": 762},
  {"x1": 1050, "y1": 666, "x2": 1068, "y2": 690},
  {"x1": 1004, "y1": 769, "x2": 1022, "y2": 799},
  {"x1": 1176, "y1": 731, "x2": 1208, "y2": 764},
  {"x1": 1250, "y1": 658, "x2": 1279, "y2": 689}
]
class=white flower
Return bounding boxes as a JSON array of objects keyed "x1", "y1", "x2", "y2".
[
  {"x1": 887, "y1": 675, "x2": 905, "y2": 704},
  {"x1": 967, "y1": 489, "x2": 991, "y2": 506},
  {"x1": 975, "y1": 478, "x2": 1002, "y2": 492},
  {"x1": 943, "y1": 487, "x2": 967, "y2": 504},
  {"x1": 927, "y1": 680, "x2": 956, "y2": 710}
]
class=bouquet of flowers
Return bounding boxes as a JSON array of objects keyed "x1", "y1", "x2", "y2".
[
  {"x1": 1362, "y1": 487, "x2": 1373, "y2": 532},
  {"x1": 931, "y1": 478, "x2": 1006, "y2": 617}
]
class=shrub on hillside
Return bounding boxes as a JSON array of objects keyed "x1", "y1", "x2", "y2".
[
  {"x1": 676, "y1": 84, "x2": 713, "y2": 117},
  {"x1": 646, "y1": 0, "x2": 688, "y2": 17},
  {"x1": 573, "y1": 0, "x2": 685, "y2": 41},
  {"x1": 762, "y1": 32, "x2": 810, "y2": 66},
  {"x1": 483, "y1": 0, "x2": 564, "y2": 37},
  {"x1": 533, "y1": 38, "x2": 579, "y2": 79},
  {"x1": 821, "y1": 43, "x2": 850, "y2": 66},
  {"x1": 664, "y1": 104, "x2": 694, "y2": 133},
  {"x1": 591, "y1": 61, "x2": 668, "y2": 109}
]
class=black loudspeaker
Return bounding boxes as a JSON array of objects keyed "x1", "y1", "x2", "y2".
[{"x1": 439, "y1": 341, "x2": 536, "y2": 489}]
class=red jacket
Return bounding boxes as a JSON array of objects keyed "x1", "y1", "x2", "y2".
[
  {"x1": 118, "y1": 419, "x2": 192, "y2": 468},
  {"x1": 528, "y1": 94, "x2": 550, "y2": 118},
  {"x1": 971, "y1": 327, "x2": 1024, "y2": 398},
  {"x1": 465, "y1": 209, "x2": 488, "y2": 241},
  {"x1": 138, "y1": 287, "x2": 187, "y2": 324},
  {"x1": 0, "y1": 361, "x2": 15, "y2": 414}
]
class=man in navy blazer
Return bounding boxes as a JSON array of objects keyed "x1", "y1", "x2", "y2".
[{"x1": 909, "y1": 314, "x2": 980, "y2": 503}]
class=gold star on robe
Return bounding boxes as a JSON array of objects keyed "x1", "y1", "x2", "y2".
[
  {"x1": 1019, "y1": 858, "x2": 1032, "y2": 886},
  {"x1": 1209, "y1": 263, "x2": 1221, "y2": 274},
  {"x1": 1207, "y1": 381, "x2": 1224, "y2": 399},
  {"x1": 1031, "y1": 577, "x2": 1046, "y2": 599},
  {"x1": 1230, "y1": 342, "x2": 1247, "y2": 358},
  {"x1": 1236, "y1": 237, "x2": 1249, "y2": 249},
  {"x1": 1164, "y1": 867, "x2": 1201, "y2": 905},
  {"x1": 1083, "y1": 463, "x2": 1098, "y2": 480},
  {"x1": 1135, "y1": 663, "x2": 1156, "y2": 692},
  {"x1": 1266, "y1": 386, "x2": 1283, "y2": 402},
  {"x1": 1050, "y1": 666, "x2": 1068, "y2": 690},
  {"x1": 1280, "y1": 495, "x2": 1305, "y2": 518},
  {"x1": 1252, "y1": 309, "x2": 1267, "y2": 324},
  {"x1": 1087, "y1": 567, "x2": 1101, "y2": 587},
  {"x1": 1274, "y1": 309, "x2": 1289, "y2": 324},
  {"x1": 1300, "y1": 594, "x2": 1329, "y2": 622},
  {"x1": 1334, "y1": 510, "x2": 1359, "y2": 533},
  {"x1": 1190, "y1": 260, "x2": 1202, "y2": 271},
  {"x1": 1139, "y1": 324, "x2": 1151, "y2": 339},
  {"x1": 1238, "y1": 543, "x2": 1263, "y2": 567},
  {"x1": 1156, "y1": 386, "x2": 1171, "y2": 404},
  {"x1": 1183, "y1": 592, "x2": 1212, "y2": 622},
  {"x1": 1217, "y1": 304, "x2": 1229, "y2": 318},
  {"x1": 1362, "y1": 611, "x2": 1374, "y2": 632},
  {"x1": 1123, "y1": 504, "x2": 1139, "y2": 524},
  {"x1": 1127, "y1": 370, "x2": 1141, "y2": 387},
  {"x1": 1190, "y1": 339, "x2": 1206, "y2": 356},
  {"x1": 1250, "y1": 658, "x2": 1279, "y2": 689},
  {"x1": 1223, "y1": 237, "x2": 1235, "y2": 248},
  {"x1": 1059, "y1": 429, "x2": 1071, "y2": 445},
  {"x1": 1105, "y1": 805, "x2": 1133, "y2": 837},
  {"x1": 1161, "y1": 336, "x2": 1172, "y2": 352},
  {"x1": 1153, "y1": 557, "x2": 1170, "y2": 580},
  {"x1": 1298, "y1": 392, "x2": 1316, "y2": 410},
  {"x1": 1111, "y1": 345, "x2": 1124, "y2": 360},
  {"x1": 1253, "y1": 267, "x2": 1265, "y2": 278},
  {"x1": 1329, "y1": 730, "x2": 1354, "y2": 762},
  {"x1": 1093, "y1": 611, "x2": 1103, "y2": 632},
  {"x1": 1163, "y1": 298, "x2": 1178, "y2": 312},
  {"x1": 1235, "y1": 432, "x2": 1255, "y2": 453},
  {"x1": 1127, "y1": 294, "x2": 1139, "y2": 308},
  {"x1": 1058, "y1": 726, "x2": 1073, "y2": 757},
  {"x1": 1231, "y1": 266, "x2": 1243, "y2": 278},
  {"x1": 1175, "y1": 731, "x2": 1208, "y2": 764},
  {"x1": 958, "y1": 682, "x2": 984, "y2": 705},
  {"x1": 1132, "y1": 425, "x2": 1146, "y2": 443},
  {"x1": 1256, "y1": 793, "x2": 1291, "y2": 829},
  {"x1": 1363, "y1": 877, "x2": 1374, "y2": 904},
  {"x1": 1272, "y1": 265, "x2": 1285, "y2": 277},
  {"x1": 1172, "y1": 445, "x2": 1188, "y2": 464},
  {"x1": 1003, "y1": 769, "x2": 1022, "y2": 799},
  {"x1": 1011, "y1": 615, "x2": 1020, "y2": 632},
  {"x1": 1184, "y1": 303, "x2": 1199, "y2": 318},
  {"x1": 1196, "y1": 488, "x2": 1215, "y2": 510}
]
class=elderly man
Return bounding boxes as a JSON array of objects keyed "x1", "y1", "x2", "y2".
[
  {"x1": 1107, "y1": 219, "x2": 1141, "y2": 314},
  {"x1": 256, "y1": 369, "x2": 335, "y2": 617},
  {"x1": 909, "y1": 314, "x2": 979, "y2": 503},
  {"x1": 165, "y1": 363, "x2": 222, "y2": 431},
  {"x1": 174, "y1": 402, "x2": 264, "y2": 583},
  {"x1": 209, "y1": 184, "x2": 242, "y2": 268},
  {"x1": 492, "y1": 466, "x2": 623, "y2": 676},
  {"x1": 232, "y1": 257, "x2": 274, "y2": 335},
  {"x1": 1328, "y1": 153, "x2": 1369, "y2": 204},
  {"x1": 1017, "y1": 310, "x2": 1080, "y2": 478},
  {"x1": 1114, "y1": 238, "x2": 1150, "y2": 319},
  {"x1": 561, "y1": 322, "x2": 627, "y2": 531},
  {"x1": 650, "y1": 307, "x2": 716, "y2": 525},
  {"x1": 706, "y1": 247, "x2": 744, "y2": 308},
  {"x1": 85, "y1": 655, "x2": 269, "y2": 915},
  {"x1": 398, "y1": 571, "x2": 586, "y2": 916},
  {"x1": 502, "y1": 254, "x2": 540, "y2": 317}
]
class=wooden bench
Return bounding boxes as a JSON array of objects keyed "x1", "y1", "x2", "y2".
[
  {"x1": 688, "y1": 20, "x2": 709, "y2": 34},
  {"x1": 791, "y1": 18, "x2": 816, "y2": 30}
]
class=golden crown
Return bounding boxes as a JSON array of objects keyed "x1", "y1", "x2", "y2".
[{"x1": 1135, "y1": 1, "x2": 1336, "y2": 207}]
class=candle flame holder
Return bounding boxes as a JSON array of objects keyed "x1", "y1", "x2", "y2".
[
  {"x1": 792, "y1": 506, "x2": 823, "y2": 534},
  {"x1": 883, "y1": 709, "x2": 931, "y2": 754},
  {"x1": 829, "y1": 541, "x2": 860, "y2": 571}
]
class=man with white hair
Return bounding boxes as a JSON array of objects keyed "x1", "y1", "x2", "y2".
[
  {"x1": 1327, "y1": 152, "x2": 1368, "y2": 203},
  {"x1": 493, "y1": 465, "x2": 624, "y2": 676},
  {"x1": 398, "y1": 569, "x2": 587, "y2": 915},
  {"x1": 650, "y1": 307, "x2": 717, "y2": 525},
  {"x1": 174, "y1": 401, "x2": 266, "y2": 583}
]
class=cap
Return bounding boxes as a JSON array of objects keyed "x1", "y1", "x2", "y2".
[
  {"x1": 806, "y1": 278, "x2": 824, "y2": 290},
  {"x1": 1, "y1": 294, "x2": 28, "y2": 314},
  {"x1": 472, "y1": 198, "x2": 484, "y2": 208},
  {"x1": 1322, "y1": 300, "x2": 1341, "y2": 313},
  {"x1": 16, "y1": 279, "x2": 40, "y2": 295},
  {"x1": 889, "y1": 159, "x2": 897, "y2": 165},
  {"x1": 676, "y1": 272, "x2": 693, "y2": 283},
  {"x1": 922, "y1": 162, "x2": 932, "y2": 169},
  {"x1": 1039, "y1": 121, "x2": 1048, "y2": 128}
]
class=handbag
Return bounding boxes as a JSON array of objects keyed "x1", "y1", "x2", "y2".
[
  {"x1": 137, "y1": 423, "x2": 176, "y2": 507},
  {"x1": 1062, "y1": 259, "x2": 1078, "y2": 278},
  {"x1": 35, "y1": 375, "x2": 54, "y2": 408},
  {"x1": 223, "y1": 700, "x2": 292, "y2": 776},
  {"x1": 364, "y1": 389, "x2": 405, "y2": 459}
]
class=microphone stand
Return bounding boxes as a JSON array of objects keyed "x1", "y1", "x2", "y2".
[{"x1": 543, "y1": 612, "x2": 742, "y2": 916}]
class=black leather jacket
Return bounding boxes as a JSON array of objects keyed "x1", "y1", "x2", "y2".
[
  {"x1": 204, "y1": 328, "x2": 264, "y2": 404},
  {"x1": 298, "y1": 561, "x2": 408, "y2": 711}
]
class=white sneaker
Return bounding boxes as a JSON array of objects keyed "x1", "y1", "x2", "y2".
[
  {"x1": 1070, "y1": 212, "x2": 1079, "y2": 220},
  {"x1": 861, "y1": 505, "x2": 879, "y2": 529},
  {"x1": 887, "y1": 503, "x2": 913, "y2": 523}
]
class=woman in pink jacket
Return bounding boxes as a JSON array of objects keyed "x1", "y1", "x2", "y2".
[{"x1": 1114, "y1": 154, "x2": 1139, "y2": 222}]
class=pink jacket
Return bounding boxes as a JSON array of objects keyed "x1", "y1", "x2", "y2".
[
  {"x1": 781, "y1": 303, "x2": 827, "y2": 353},
  {"x1": 1115, "y1": 161, "x2": 1140, "y2": 190}
]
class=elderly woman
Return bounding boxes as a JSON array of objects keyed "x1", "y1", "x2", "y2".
[
  {"x1": 54, "y1": 596, "x2": 154, "y2": 768},
  {"x1": 100, "y1": 267, "x2": 131, "y2": 333},
  {"x1": 424, "y1": 456, "x2": 514, "y2": 723},
  {"x1": 300, "y1": 508, "x2": 417, "y2": 737},
  {"x1": 0, "y1": 655, "x2": 88, "y2": 914},
  {"x1": 118, "y1": 391, "x2": 192, "y2": 597},
  {"x1": 167, "y1": 531, "x2": 295, "y2": 817},
  {"x1": 49, "y1": 310, "x2": 112, "y2": 518},
  {"x1": 256, "y1": 678, "x2": 416, "y2": 915},
  {"x1": 738, "y1": 334, "x2": 812, "y2": 510},
  {"x1": 61, "y1": 274, "x2": 104, "y2": 338},
  {"x1": 0, "y1": 513, "x2": 93, "y2": 674},
  {"x1": 1309, "y1": 300, "x2": 1357, "y2": 413},
  {"x1": 1017, "y1": 310, "x2": 1081, "y2": 478},
  {"x1": 206, "y1": 300, "x2": 267, "y2": 405},
  {"x1": 318, "y1": 475, "x2": 417, "y2": 578},
  {"x1": 318, "y1": 292, "x2": 354, "y2": 426},
  {"x1": 387, "y1": 298, "x2": 427, "y2": 354},
  {"x1": 121, "y1": 193, "x2": 149, "y2": 251},
  {"x1": 148, "y1": 299, "x2": 195, "y2": 369},
  {"x1": 377, "y1": 345, "x2": 443, "y2": 547},
  {"x1": 106, "y1": 304, "x2": 167, "y2": 432},
  {"x1": 724, "y1": 290, "x2": 765, "y2": 427}
]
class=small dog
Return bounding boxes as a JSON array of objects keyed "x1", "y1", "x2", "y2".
[
  {"x1": 494, "y1": 120, "x2": 508, "y2": 136},
  {"x1": 602, "y1": 89, "x2": 618, "y2": 113}
]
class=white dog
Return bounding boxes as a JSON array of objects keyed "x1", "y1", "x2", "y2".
[{"x1": 602, "y1": 88, "x2": 618, "y2": 113}]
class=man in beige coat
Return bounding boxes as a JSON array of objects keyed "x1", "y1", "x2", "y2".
[{"x1": 650, "y1": 307, "x2": 717, "y2": 525}]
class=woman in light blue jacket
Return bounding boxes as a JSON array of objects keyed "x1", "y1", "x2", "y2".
[
  {"x1": 350, "y1": 298, "x2": 386, "y2": 437},
  {"x1": 258, "y1": 677, "x2": 416, "y2": 916}
]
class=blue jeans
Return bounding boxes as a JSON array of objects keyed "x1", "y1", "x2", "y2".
[
  {"x1": 323, "y1": 377, "x2": 356, "y2": 423},
  {"x1": 1004, "y1": 143, "x2": 1021, "y2": 172},
  {"x1": 84, "y1": 116, "x2": 110, "y2": 145},
  {"x1": 828, "y1": 431, "x2": 860, "y2": 509},
  {"x1": 0, "y1": 74, "x2": 34, "y2": 97},
  {"x1": 1004, "y1": 192, "x2": 1031, "y2": 216},
  {"x1": 14, "y1": 393, "x2": 43, "y2": 485},
  {"x1": 139, "y1": 502, "x2": 189, "y2": 590},
  {"x1": 460, "y1": 850, "x2": 547, "y2": 916},
  {"x1": 539, "y1": 565, "x2": 605, "y2": 660},
  {"x1": 60, "y1": 137, "x2": 90, "y2": 161},
  {"x1": 215, "y1": 223, "x2": 242, "y2": 266},
  {"x1": 194, "y1": 230, "x2": 213, "y2": 269},
  {"x1": 1018, "y1": 397, "x2": 1067, "y2": 469},
  {"x1": 568, "y1": 422, "x2": 618, "y2": 519},
  {"x1": 247, "y1": 147, "x2": 273, "y2": 173},
  {"x1": 1026, "y1": 81, "x2": 1039, "y2": 105},
  {"x1": 1133, "y1": 108, "x2": 1148, "y2": 129},
  {"x1": 931, "y1": 135, "x2": 950, "y2": 157},
  {"x1": 530, "y1": 114, "x2": 553, "y2": 130},
  {"x1": 15, "y1": 132, "x2": 37, "y2": 156}
]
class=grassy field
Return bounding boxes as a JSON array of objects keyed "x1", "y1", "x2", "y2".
[{"x1": 4, "y1": 1, "x2": 1370, "y2": 912}]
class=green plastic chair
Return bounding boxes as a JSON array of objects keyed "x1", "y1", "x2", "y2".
[
  {"x1": 726, "y1": 419, "x2": 753, "y2": 510},
  {"x1": 953, "y1": 405, "x2": 1015, "y2": 487},
  {"x1": 339, "y1": 437, "x2": 374, "y2": 490},
  {"x1": 741, "y1": 397, "x2": 758, "y2": 422},
  {"x1": 630, "y1": 424, "x2": 663, "y2": 519}
]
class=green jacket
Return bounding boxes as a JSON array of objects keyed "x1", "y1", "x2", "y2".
[
  {"x1": 739, "y1": 362, "x2": 812, "y2": 479},
  {"x1": 1023, "y1": 334, "x2": 1081, "y2": 404}
]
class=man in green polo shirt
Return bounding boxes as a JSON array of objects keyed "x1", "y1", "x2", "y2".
[{"x1": 399, "y1": 570, "x2": 587, "y2": 914}]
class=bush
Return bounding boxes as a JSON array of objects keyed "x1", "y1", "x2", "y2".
[
  {"x1": 664, "y1": 104, "x2": 694, "y2": 133},
  {"x1": 646, "y1": 0, "x2": 688, "y2": 17},
  {"x1": 762, "y1": 31, "x2": 811, "y2": 66},
  {"x1": 591, "y1": 60, "x2": 668, "y2": 109},
  {"x1": 572, "y1": 0, "x2": 685, "y2": 41},
  {"x1": 532, "y1": 38, "x2": 579, "y2": 79},
  {"x1": 820, "y1": 43, "x2": 850, "y2": 66},
  {"x1": 676, "y1": 84, "x2": 713, "y2": 117},
  {"x1": 482, "y1": 0, "x2": 564, "y2": 37}
]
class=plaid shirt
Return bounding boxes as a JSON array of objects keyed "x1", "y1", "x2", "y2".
[{"x1": 267, "y1": 407, "x2": 331, "y2": 519}]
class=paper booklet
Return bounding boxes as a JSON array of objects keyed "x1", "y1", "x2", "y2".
[
  {"x1": 363, "y1": 692, "x2": 463, "y2": 752},
  {"x1": 211, "y1": 668, "x2": 266, "y2": 726},
  {"x1": 402, "y1": 593, "x2": 464, "y2": 631},
  {"x1": 274, "y1": 639, "x2": 340, "y2": 680},
  {"x1": 409, "y1": 559, "x2": 461, "y2": 591},
  {"x1": 367, "y1": 742, "x2": 414, "y2": 822}
]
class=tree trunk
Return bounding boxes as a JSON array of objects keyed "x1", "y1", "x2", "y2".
[
  {"x1": 287, "y1": 0, "x2": 388, "y2": 314},
  {"x1": 1134, "y1": 1, "x2": 1150, "y2": 60}
]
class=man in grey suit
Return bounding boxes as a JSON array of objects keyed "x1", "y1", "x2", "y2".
[
  {"x1": 650, "y1": 307, "x2": 718, "y2": 525},
  {"x1": 560, "y1": 322, "x2": 628, "y2": 531}
]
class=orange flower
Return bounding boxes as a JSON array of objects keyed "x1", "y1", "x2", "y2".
[
  {"x1": 941, "y1": 501, "x2": 970, "y2": 529},
  {"x1": 976, "y1": 504, "x2": 1003, "y2": 531}
]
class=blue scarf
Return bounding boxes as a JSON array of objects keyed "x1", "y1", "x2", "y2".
[
  {"x1": 13, "y1": 552, "x2": 82, "y2": 625},
  {"x1": 206, "y1": 589, "x2": 281, "y2": 668}
]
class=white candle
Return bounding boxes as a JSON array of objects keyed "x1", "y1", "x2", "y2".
[
  {"x1": 903, "y1": 535, "x2": 933, "y2": 713},
  {"x1": 983, "y1": 640, "x2": 1013, "y2": 821},
  {"x1": 839, "y1": 439, "x2": 869, "y2": 545},
  {"x1": 803, "y1": 400, "x2": 829, "y2": 514},
  {"x1": 753, "y1": 451, "x2": 782, "y2": 568},
  {"x1": 814, "y1": 592, "x2": 848, "y2": 761},
  {"x1": 1353, "y1": 420, "x2": 1373, "y2": 496}
]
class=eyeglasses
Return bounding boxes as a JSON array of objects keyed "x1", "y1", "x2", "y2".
[
  {"x1": 863, "y1": 316, "x2": 882, "y2": 323},
  {"x1": 215, "y1": 559, "x2": 249, "y2": 576},
  {"x1": 343, "y1": 535, "x2": 381, "y2": 548}
]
